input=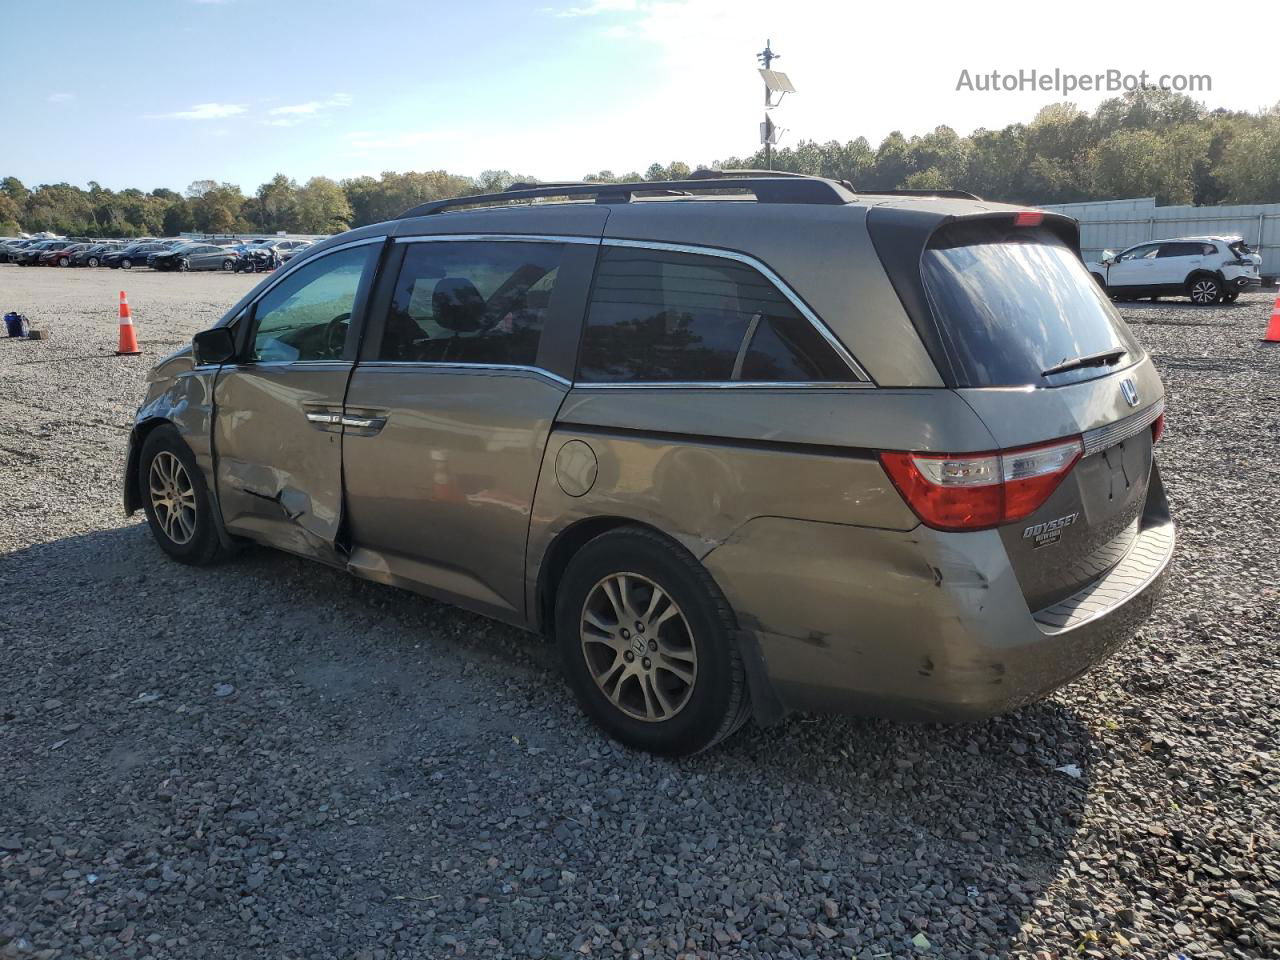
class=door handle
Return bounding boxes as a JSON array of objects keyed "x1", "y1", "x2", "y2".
[{"x1": 305, "y1": 412, "x2": 342, "y2": 426}]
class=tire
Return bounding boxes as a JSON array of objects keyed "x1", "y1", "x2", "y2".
[
  {"x1": 1222, "y1": 291, "x2": 1239, "y2": 304},
  {"x1": 221, "y1": 258, "x2": 234, "y2": 271},
  {"x1": 121, "y1": 258, "x2": 133, "y2": 270},
  {"x1": 58, "y1": 257, "x2": 70, "y2": 267},
  {"x1": 554, "y1": 526, "x2": 750, "y2": 756},
  {"x1": 1188, "y1": 275, "x2": 1221, "y2": 305},
  {"x1": 1090, "y1": 273, "x2": 1106, "y2": 289},
  {"x1": 178, "y1": 259, "x2": 189, "y2": 272},
  {"x1": 87, "y1": 257, "x2": 99, "y2": 267},
  {"x1": 138, "y1": 426, "x2": 231, "y2": 566}
]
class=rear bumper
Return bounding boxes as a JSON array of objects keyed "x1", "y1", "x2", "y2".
[
  {"x1": 705, "y1": 465, "x2": 1174, "y2": 722},
  {"x1": 1231, "y1": 275, "x2": 1261, "y2": 290}
]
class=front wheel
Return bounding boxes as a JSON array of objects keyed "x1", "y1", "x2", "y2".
[
  {"x1": 221, "y1": 258, "x2": 234, "y2": 271},
  {"x1": 178, "y1": 259, "x2": 190, "y2": 272},
  {"x1": 121, "y1": 258, "x2": 133, "y2": 270},
  {"x1": 87, "y1": 256, "x2": 100, "y2": 267},
  {"x1": 1188, "y1": 276, "x2": 1221, "y2": 305},
  {"x1": 139, "y1": 426, "x2": 231, "y2": 566},
  {"x1": 555, "y1": 527, "x2": 750, "y2": 756},
  {"x1": 58, "y1": 257, "x2": 70, "y2": 267}
]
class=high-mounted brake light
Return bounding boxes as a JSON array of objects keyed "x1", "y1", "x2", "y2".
[
  {"x1": 1151, "y1": 413, "x2": 1166, "y2": 444},
  {"x1": 879, "y1": 437, "x2": 1084, "y2": 532},
  {"x1": 1013, "y1": 211, "x2": 1044, "y2": 227}
]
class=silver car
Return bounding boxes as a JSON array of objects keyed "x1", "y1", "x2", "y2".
[{"x1": 123, "y1": 173, "x2": 1174, "y2": 755}]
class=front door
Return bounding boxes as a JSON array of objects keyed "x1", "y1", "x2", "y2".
[
  {"x1": 341, "y1": 236, "x2": 596, "y2": 621},
  {"x1": 212, "y1": 241, "x2": 380, "y2": 563},
  {"x1": 1106, "y1": 243, "x2": 1160, "y2": 292}
]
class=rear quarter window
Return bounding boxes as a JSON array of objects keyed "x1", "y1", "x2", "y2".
[{"x1": 921, "y1": 222, "x2": 1141, "y2": 388}]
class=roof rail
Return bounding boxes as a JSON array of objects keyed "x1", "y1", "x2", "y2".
[
  {"x1": 687, "y1": 168, "x2": 814, "y2": 180},
  {"x1": 858, "y1": 187, "x2": 984, "y2": 201},
  {"x1": 398, "y1": 175, "x2": 853, "y2": 219}
]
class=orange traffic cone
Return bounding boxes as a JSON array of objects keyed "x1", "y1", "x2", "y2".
[
  {"x1": 1263, "y1": 292, "x2": 1280, "y2": 343},
  {"x1": 116, "y1": 291, "x2": 140, "y2": 356}
]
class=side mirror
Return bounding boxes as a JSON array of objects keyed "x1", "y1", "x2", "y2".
[
  {"x1": 1101, "y1": 249, "x2": 1117, "y2": 263},
  {"x1": 193, "y1": 327, "x2": 237, "y2": 366}
]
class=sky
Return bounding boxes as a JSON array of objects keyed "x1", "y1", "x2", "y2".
[{"x1": 2, "y1": 0, "x2": 1273, "y2": 193}]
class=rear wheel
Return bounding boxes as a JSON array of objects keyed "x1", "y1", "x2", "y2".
[
  {"x1": 139, "y1": 426, "x2": 231, "y2": 566},
  {"x1": 1188, "y1": 275, "x2": 1221, "y2": 305},
  {"x1": 555, "y1": 527, "x2": 749, "y2": 756},
  {"x1": 1222, "y1": 291, "x2": 1239, "y2": 304}
]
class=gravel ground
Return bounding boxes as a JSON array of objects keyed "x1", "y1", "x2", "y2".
[{"x1": 1, "y1": 266, "x2": 1277, "y2": 960}]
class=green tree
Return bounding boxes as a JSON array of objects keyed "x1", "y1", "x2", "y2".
[{"x1": 291, "y1": 177, "x2": 353, "y2": 233}]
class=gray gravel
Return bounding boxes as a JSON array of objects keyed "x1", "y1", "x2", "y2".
[{"x1": 2, "y1": 266, "x2": 1278, "y2": 960}]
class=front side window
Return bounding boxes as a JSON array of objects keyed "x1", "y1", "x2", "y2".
[
  {"x1": 578, "y1": 246, "x2": 853, "y2": 383},
  {"x1": 378, "y1": 240, "x2": 565, "y2": 365},
  {"x1": 1117, "y1": 244, "x2": 1158, "y2": 261},
  {"x1": 251, "y1": 245, "x2": 373, "y2": 362}
]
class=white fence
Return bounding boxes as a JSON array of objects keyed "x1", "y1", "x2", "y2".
[{"x1": 1040, "y1": 196, "x2": 1280, "y2": 279}]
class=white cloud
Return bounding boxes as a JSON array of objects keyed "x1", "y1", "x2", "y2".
[
  {"x1": 48, "y1": 92, "x2": 74, "y2": 103},
  {"x1": 147, "y1": 102, "x2": 247, "y2": 120},
  {"x1": 556, "y1": 0, "x2": 635, "y2": 16},
  {"x1": 264, "y1": 94, "x2": 352, "y2": 126}
]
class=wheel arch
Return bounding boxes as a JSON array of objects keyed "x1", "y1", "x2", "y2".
[
  {"x1": 1185, "y1": 268, "x2": 1226, "y2": 289},
  {"x1": 124, "y1": 417, "x2": 173, "y2": 515}
]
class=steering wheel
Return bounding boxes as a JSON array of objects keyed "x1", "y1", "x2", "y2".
[{"x1": 323, "y1": 312, "x2": 352, "y2": 357}]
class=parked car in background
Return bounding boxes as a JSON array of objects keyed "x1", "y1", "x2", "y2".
[
  {"x1": 102, "y1": 241, "x2": 176, "y2": 270},
  {"x1": 13, "y1": 239, "x2": 72, "y2": 266},
  {"x1": 70, "y1": 241, "x2": 125, "y2": 267},
  {"x1": 39, "y1": 242, "x2": 92, "y2": 267},
  {"x1": 251, "y1": 238, "x2": 312, "y2": 262},
  {"x1": 150, "y1": 242, "x2": 239, "y2": 272},
  {"x1": 1088, "y1": 236, "x2": 1263, "y2": 305},
  {"x1": 125, "y1": 174, "x2": 1174, "y2": 755}
]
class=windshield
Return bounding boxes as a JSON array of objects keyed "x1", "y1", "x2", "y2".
[{"x1": 921, "y1": 222, "x2": 1141, "y2": 387}]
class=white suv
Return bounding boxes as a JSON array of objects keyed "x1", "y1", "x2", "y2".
[{"x1": 1088, "y1": 235, "x2": 1262, "y2": 305}]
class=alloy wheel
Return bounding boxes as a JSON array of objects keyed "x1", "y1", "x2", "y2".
[
  {"x1": 580, "y1": 572, "x2": 698, "y2": 722},
  {"x1": 148, "y1": 451, "x2": 198, "y2": 545},
  {"x1": 1190, "y1": 279, "x2": 1219, "y2": 304}
]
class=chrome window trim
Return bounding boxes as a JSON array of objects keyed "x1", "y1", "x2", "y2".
[
  {"x1": 571, "y1": 380, "x2": 875, "y2": 391},
  {"x1": 395, "y1": 233, "x2": 599, "y2": 245},
  {"x1": 355, "y1": 360, "x2": 571, "y2": 387},
  {"x1": 599, "y1": 237, "x2": 873, "y2": 383}
]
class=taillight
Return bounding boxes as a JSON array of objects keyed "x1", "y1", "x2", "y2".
[
  {"x1": 1013, "y1": 211, "x2": 1044, "y2": 226},
  {"x1": 1151, "y1": 413, "x2": 1165, "y2": 444},
  {"x1": 879, "y1": 437, "x2": 1084, "y2": 532}
]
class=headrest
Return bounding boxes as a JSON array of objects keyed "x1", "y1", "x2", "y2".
[{"x1": 432, "y1": 277, "x2": 485, "y2": 333}]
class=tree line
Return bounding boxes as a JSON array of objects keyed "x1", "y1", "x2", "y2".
[{"x1": 3, "y1": 89, "x2": 1278, "y2": 239}]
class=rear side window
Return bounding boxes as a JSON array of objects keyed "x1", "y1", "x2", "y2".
[
  {"x1": 921, "y1": 223, "x2": 1140, "y2": 387},
  {"x1": 1157, "y1": 242, "x2": 1205, "y2": 258},
  {"x1": 578, "y1": 246, "x2": 853, "y2": 383},
  {"x1": 379, "y1": 240, "x2": 564, "y2": 366}
]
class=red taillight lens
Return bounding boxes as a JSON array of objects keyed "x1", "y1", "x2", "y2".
[
  {"x1": 1013, "y1": 211, "x2": 1044, "y2": 226},
  {"x1": 879, "y1": 437, "x2": 1084, "y2": 532},
  {"x1": 1151, "y1": 413, "x2": 1165, "y2": 444}
]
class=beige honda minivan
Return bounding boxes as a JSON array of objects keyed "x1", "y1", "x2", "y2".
[{"x1": 124, "y1": 172, "x2": 1174, "y2": 755}]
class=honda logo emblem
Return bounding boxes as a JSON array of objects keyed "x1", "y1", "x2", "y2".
[{"x1": 1120, "y1": 378, "x2": 1139, "y2": 407}]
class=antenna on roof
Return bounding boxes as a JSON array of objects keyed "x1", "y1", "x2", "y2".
[{"x1": 756, "y1": 39, "x2": 794, "y2": 170}]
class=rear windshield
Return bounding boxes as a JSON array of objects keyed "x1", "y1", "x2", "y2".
[{"x1": 921, "y1": 222, "x2": 1140, "y2": 387}]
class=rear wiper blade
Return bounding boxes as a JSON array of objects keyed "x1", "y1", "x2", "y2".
[{"x1": 1041, "y1": 348, "x2": 1127, "y2": 377}]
